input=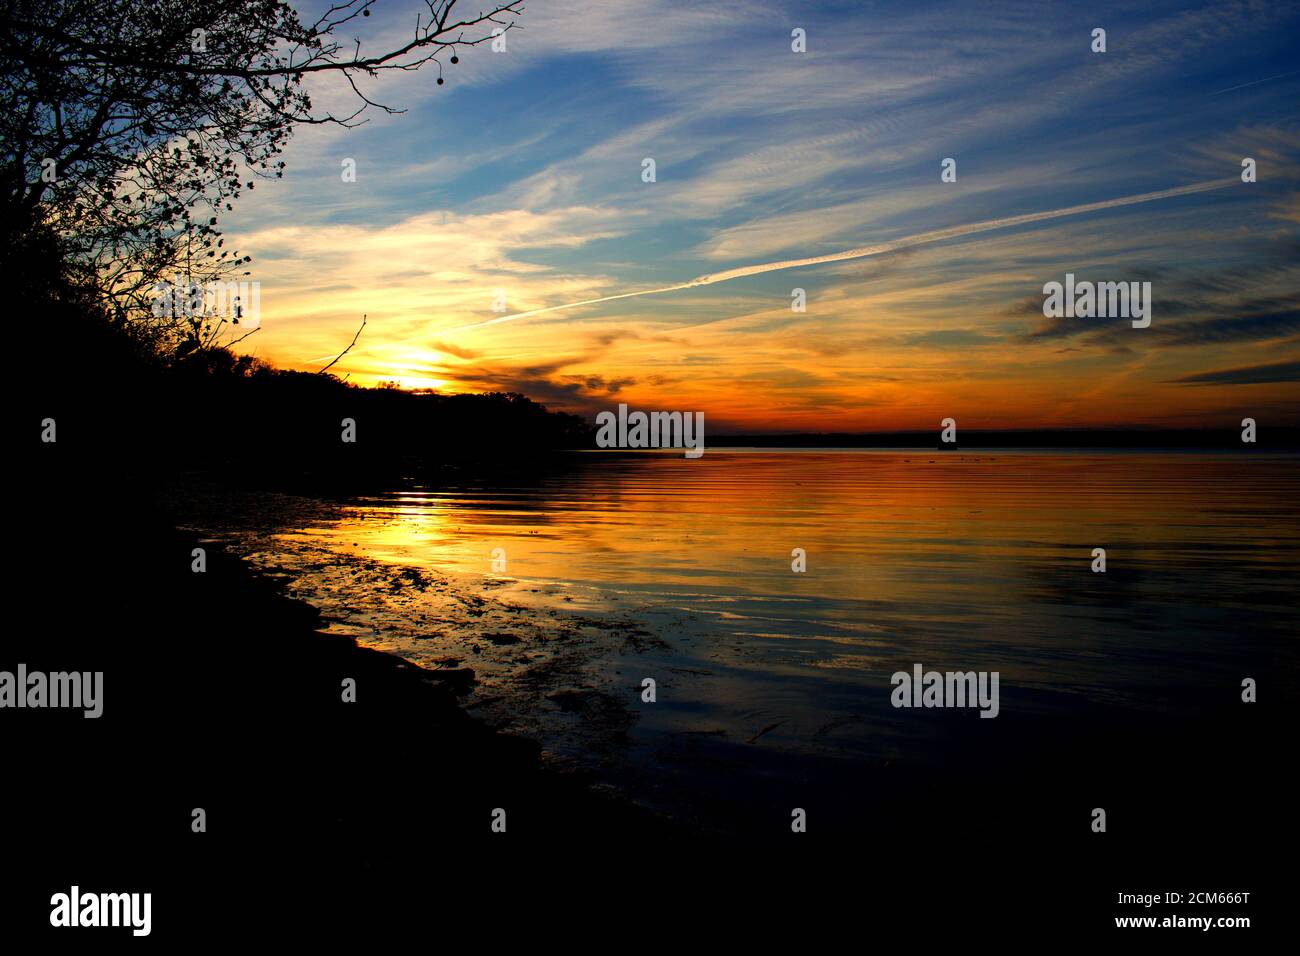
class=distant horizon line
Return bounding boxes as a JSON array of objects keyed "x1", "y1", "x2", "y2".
[
  {"x1": 708, "y1": 426, "x2": 1289, "y2": 435},
  {"x1": 698, "y1": 426, "x2": 1299, "y2": 449}
]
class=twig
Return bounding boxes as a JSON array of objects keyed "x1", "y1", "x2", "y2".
[
  {"x1": 320, "y1": 313, "x2": 366, "y2": 374},
  {"x1": 228, "y1": 326, "x2": 261, "y2": 348}
]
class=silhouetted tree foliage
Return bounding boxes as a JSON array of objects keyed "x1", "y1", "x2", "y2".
[
  {"x1": 5, "y1": 1, "x2": 583, "y2": 481},
  {"x1": 2, "y1": 0, "x2": 521, "y2": 354}
]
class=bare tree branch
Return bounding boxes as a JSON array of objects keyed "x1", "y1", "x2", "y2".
[{"x1": 319, "y1": 314, "x2": 366, "y2": 375}]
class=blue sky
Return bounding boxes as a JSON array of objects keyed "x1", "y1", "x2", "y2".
[{"x1": 227, "y1": 0, "x2": 1300, "y2": 430}]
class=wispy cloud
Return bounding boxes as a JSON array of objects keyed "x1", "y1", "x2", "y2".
[{"x1": 442, "y1": 178, "x2": 1240, "y2": 333}]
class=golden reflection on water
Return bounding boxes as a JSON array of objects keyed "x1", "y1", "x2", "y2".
[
  {"x1": 310, "y1": 452, "x2": 1300, "y2": 611},
  {"x1": 254, "y1": 450, "x2": 1299, "y2": 776}
]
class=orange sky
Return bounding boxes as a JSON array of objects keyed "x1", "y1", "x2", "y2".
[{"x1": 219, "y1": 2, "x2": 1300, "y2": 432}]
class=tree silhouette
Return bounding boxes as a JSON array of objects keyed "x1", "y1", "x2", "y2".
[{"x1": 1, "y1": 0, "x2": 522, "y2": 353}]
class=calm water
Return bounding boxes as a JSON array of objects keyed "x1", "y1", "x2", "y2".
[{"x1": 178, "y1": 451, "x2": 1300, "y2": 817}]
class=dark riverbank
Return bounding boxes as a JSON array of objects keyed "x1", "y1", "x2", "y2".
[{"x1": 10, "y1": 488, "x2": 669, "y2": 820}]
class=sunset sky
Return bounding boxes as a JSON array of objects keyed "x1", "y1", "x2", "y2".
[{"x1": 224, "y1": 0, "x2": 1300, "y2": 432}]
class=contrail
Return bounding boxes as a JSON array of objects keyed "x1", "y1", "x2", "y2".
[
  {"x1": 442, "y1": 178, "x2": 1238, "y2": 333},
  {"x1": 1209, "y1": 69, "x2": 1300, "y2": 96}
]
